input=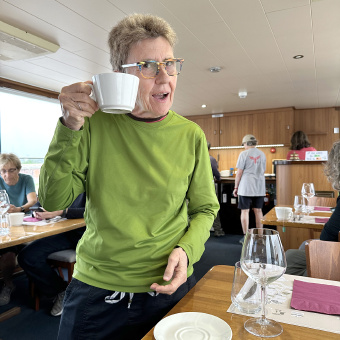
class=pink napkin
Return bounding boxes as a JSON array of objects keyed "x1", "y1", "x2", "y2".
[
  {"x1": 23, "y1": 217, "x2": 42, "y2": 222},
  {"x1": 314, "y1": 206, "x2": 331, "y2": 211},
  {"x1": 291, "y1": 280, "x2": 340, "y2": 315},
  {"x1": 315, "y1": 217, "x2": 330, "y2": 223}
]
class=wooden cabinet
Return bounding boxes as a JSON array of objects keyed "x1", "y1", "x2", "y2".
[
  {"x1": 219, "y1": 114, "x2": 253, "y2": 146},
  {"x1": 253, "y1": 108, "x2": 294, "y2": 145},
  {"x1": 188, "y1": 108, "x2": 294, "y2": 147},
  {"x1": 188, "y1": 116, "x2": 219, "y2": 147}
]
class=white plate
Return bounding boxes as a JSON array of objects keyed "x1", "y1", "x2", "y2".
[{"x1": 154, "y1": 312, "x2": 232, "y2": 340}]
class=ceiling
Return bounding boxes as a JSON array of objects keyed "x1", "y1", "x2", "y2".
[{"x1": 1, "y1": 0, "x2": 340, "y2": 117}]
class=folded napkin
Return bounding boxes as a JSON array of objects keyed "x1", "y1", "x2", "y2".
[
  {"x1": 314, "y1": 206, "x2": 331, "y2": 211},
  {"x1": 291, "y1": 280, "x2": 340, "y2": 315},
  {"x1": 315, "y1": 217, "x2": 330, "y2": 223},
  {"x1": 23, "y1": 217, "x2": 42, "y2": 222}
]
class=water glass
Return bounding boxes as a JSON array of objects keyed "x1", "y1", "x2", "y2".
[
  {"x1": 293, "y1": 195, "x2": 306, "y2": 219},
  {"x1": 231, "y1": 261, "x2": 261, "y2": 314},
  {"x1": 0, "y1": 214, "x2": 9, "y2": 236}
]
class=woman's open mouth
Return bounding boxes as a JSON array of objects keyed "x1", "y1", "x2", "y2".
[{"x1": 152, "y1": 92, "x2": 169, "y2": 102}]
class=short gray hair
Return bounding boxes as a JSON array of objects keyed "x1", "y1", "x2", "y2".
[
  {"x1": 324, "y1": 140, "x2": 340, "y2": 190},
  {"x1": 108, "y1": 13, "x2": 177, "y2": 72},
  {"x1": 0, "y1": 153, "x2": 22, "y2": 171}
]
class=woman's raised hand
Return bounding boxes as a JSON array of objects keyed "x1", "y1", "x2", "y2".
[{"x1": 58, "y1": 81, "x2": 99, "y2": 131}]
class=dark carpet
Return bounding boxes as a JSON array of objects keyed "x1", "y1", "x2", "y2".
[{"x1": 0, "y1": 232, "x2": 242, "y2": 340}]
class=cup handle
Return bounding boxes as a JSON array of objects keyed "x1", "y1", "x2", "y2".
[{"x1": 88, "y1": 84, "x2": 97, "y2": 102}]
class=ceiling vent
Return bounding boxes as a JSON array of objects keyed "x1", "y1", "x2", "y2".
[{"x1": 0, "y1": 20, "x2": 59, "y2": 61}]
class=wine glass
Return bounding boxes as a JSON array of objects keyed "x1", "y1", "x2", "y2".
[
  {"x1": 240, "y1": 228, "x2": 287, "y2": 337},
  {"x1": 0, "y1": 190, "x2": 10, "y2": 236},
  {"x1": 301, "y1": 183, "x2": 315, "y2": 214}
]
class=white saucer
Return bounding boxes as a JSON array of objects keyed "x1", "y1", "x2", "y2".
[{"x1": 154, "y1": 312, "x2": 232, "y2": 340}]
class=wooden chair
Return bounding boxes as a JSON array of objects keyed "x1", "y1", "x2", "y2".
[
  {"x1": 308, "y1": 196, "x2": 337, "y2": 208},
  {"x1": 30, "y1": 249, "x2": 76, "y2": 311},
  {"x1": 305, "y1": 239, "x2": 340, "y2": 281}
]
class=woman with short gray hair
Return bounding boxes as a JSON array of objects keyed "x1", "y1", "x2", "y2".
[{"x1": 40, "y1": 13, "x2": 219, "y2": 340}]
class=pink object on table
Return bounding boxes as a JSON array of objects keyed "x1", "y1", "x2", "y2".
[
  {"x1": 315, "y1": 217, "x2": 330, "y2": 223},
  {"x1": 314, "y1": 206, "x2": 331, "y2": 211},
  {"x1": 291, "y1": 280, "x2": 340, "y2": 315},
  {"x1": 23, "y1": 217, "x2": 42, "y2": 222}
]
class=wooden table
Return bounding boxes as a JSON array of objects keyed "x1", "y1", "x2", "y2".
[
  {"x1": 261, "y1": 205, "x2": 331, "y2": 250},
  {"x1": 0, "y1": 218, "x2": 85, "y2": 322},
  {"x1": 0, "y1": 218, "x2": 86, "y2": 249},
  {"x1": 142, "y1": 265, "x2": 338, "y2": 340}
]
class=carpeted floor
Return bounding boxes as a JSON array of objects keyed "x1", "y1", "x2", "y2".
[{"x1": 0, "y1": 232, "x2": 243, "y2": 340}]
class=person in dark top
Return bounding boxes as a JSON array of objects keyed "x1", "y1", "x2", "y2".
[
  {"x1": 18, "y1": 193, "x2": 86, "y2": 316},
  {"x1": 286, "y1": 140, "x2": 340, "y2": 275},
  {"x1": 208, "y1": 142, "x2": 220, "y2": 181},
  {"x1": 207, "y1": 142, "x2": 224, "y2": 237}
]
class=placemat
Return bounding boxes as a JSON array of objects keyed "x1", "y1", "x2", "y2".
[{"x1": 227, "y1": 274, "x2": 340, "y2": 334}]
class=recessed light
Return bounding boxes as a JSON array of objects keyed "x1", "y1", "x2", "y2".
[
  {"x1": 293, "y1": 55, "x2": 304, "y2": 59},
  {"x1": 201, "y1": 104, "x2": 207, "y2": 108},
  {"x1": 238, "y1": 91, "x2": 247, "y2": 99},
  {"x1": 209, "y1": 66, "x2": 221, "y2": 73}
]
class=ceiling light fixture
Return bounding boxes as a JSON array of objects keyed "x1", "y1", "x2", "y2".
[
  {"x1": 201, "y1": 104, "x2": 207, "y2": 108},
  {"x1": 293, "y1": 55, "x2": 304, "y2": 59},
  {"x1": 238, "y1": 91, "x2": 247, "y2": 99},
  {"x1": 0, "y1": 20, "x2": 60, "y2": 61},
  {"x1": 209, "y1": 66, "x2": 221, "y2": 73}
]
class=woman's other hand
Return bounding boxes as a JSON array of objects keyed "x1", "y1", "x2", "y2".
[
  {"x1": 34, "y1": 210, "x2": 63, "y2": 220},
  {"x1": 59, "y1": 81, "x2": 99, "y2": 131}
]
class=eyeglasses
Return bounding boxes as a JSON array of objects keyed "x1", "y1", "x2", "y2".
[
  {"x1": 0, "y1": 168, "x2": 17, "y2": 175},
  {"x1": 121, "y1": 58, "x2": 184, "y2": 79}
]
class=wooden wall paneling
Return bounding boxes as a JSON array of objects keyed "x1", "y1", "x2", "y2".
[
  {"x1": 188, "y1": 116, "x2": 219, "y2": 147},
  {"x1": 210, "y1": 146, "x2": 289, "y2": 174},
  {"x1": 294, "y1": 107, "x2": 339, "y2": 151},
  {"x1": 253, "y1": 108, "x2": 294, "y2": 145},
  {"x1": 219, "y1": 114, "x2": 253, "y2": 147}
]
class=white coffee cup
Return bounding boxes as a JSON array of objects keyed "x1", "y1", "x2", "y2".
[
  {"x1": 275, "y1": 207, "x2": 293, "y2": 220},
  {"x1": 8, "y1": 212, "x2": 25, "y2": 226},
  {"x1": 220, "y1": 170, "x2": 231, "y2": 177},
  {"x1": 91, "y1": 73, "x2": 139, "y2": 114}
]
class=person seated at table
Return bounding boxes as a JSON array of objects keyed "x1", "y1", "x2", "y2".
[
  {"x1": 0, "y1": 153, "x2": 38, "y2": 306},
  {"x1": 286, "y1": 131, "x2": 316, "y2": 161},
  {"x1": 286, "y1": 140, "x2": 340, "y2": 276},
  {"x1": 18, "y1": 193, "x2": 86, "y2": 316}
]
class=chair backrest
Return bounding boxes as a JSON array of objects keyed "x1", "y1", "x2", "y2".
[
  {"x1": 308, "y1": 196, "x2": 337, "y2": 207},
  {"x1": 305, "y1": 239, "x2": 340, "y2": 281}
]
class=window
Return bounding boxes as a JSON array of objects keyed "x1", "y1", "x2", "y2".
[{"x1": 0, "y1": 88, "x2": 61, "y2": 191}]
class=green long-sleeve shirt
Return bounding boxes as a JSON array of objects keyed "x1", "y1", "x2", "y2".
[{"x1": 39, "y1": 110, "x2": 219, "y2": 292}]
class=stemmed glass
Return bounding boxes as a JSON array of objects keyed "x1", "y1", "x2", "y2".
[
  {"x1": 0, "y1": 190, "x2": 10, "y2": 236},
  {"x1": 240, "y1": 228, "x2": 287, "y2": 337},
  {"x1": 301, "y1": 183, "x2": 315, "y2": 215}
]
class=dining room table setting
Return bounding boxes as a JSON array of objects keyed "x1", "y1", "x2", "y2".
[
  {"x1": 143, "y1": 228, "x2": 340, "y2": 339},
  {"x1": 0, "y1": 212, "x2": 85, "y2": 249}
]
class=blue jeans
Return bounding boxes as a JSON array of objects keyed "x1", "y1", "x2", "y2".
[
  {"x1": 17, "y1": 227, "x2": 85, "y2": 297},
  {"x1": 58, "y1": 274, "x2": 196, "y2": 340}
]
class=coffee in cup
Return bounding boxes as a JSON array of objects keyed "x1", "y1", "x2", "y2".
[{"x1": 91, "y1": 73, "x2": 139, "y2": 114}]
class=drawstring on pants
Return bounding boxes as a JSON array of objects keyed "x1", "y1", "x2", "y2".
[{"x1": 105, "y1": 291, "x2": 159, "y2": 309}]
